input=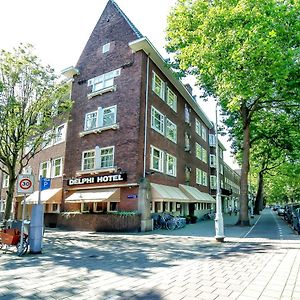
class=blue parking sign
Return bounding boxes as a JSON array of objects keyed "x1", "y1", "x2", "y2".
[{"x1": 41, "y1": 177, "x2": 51, "y2": 191}]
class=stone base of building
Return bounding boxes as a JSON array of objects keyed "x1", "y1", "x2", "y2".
[{"x1": 140, "y1": 219, "x2": 153, "y2": 232}]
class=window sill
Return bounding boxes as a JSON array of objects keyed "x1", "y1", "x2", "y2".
[
  {"x1": 76, "y1": 166, "x2": 117, "y2": 176},
  {"x1": 79, "y1": 123, "x2": 119, "y2": 137},
  {"x1": 87, "y1": 85, "x2": 116, "y2": 99}
]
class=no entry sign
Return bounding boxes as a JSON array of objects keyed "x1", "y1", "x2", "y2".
[{"x1": 17, "y1": 174, "x2": 34, "y2": 194}]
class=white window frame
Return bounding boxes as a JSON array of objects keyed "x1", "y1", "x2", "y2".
[
  {"x1": 102, "y1": 43, "x2": 110, "y2": 53},
  {"x1": 81, "y1": 203, "x2": 89, "y2": 213},
  {"x1": 151, "y1": 106, "x2": 165, "y2": 135},
  {"x1": 82, "y1": 150, "x2": 95, "y2": 171},
  {"x1": 2, "y1": 174, "x2": 9, "y2": 188},
  {"x1": 201, "y1": 126, "x2": 207, "y2": 141},
  {"x1": 166, "y1": 118, "x2": 177, "y2": 143},
  {"x1": 42, "y1": 130, "x2": 53, "y2": 149},
  {"x1": 54, "y1": 123, "x2": 66, "y2": 144},
  {"x1": 150, "y1": 146, "x2": 164, "y2": 173},
  {"x1": 84, "y1": 110, "x2": 98, "y2": 131},
  {"x1": 39, "y1": 161, "x2": 51, "y2": 178},
  {"x1": 152, "y1": 72, "x2": 165, "y2": 100},
  {"x1": 99, "y1": 146, "x2": 114, "y2": 169},
  {"x1": 166, "y1": 87, "x2": 177, "y2": 112},
  {"x1": 102, "y1": 105, "x2": 117, "y2": 127},
  {"x1": 209, "y1": 134, "x2": 216, "y2": 147},
  {"x1": 195, "y1": 143, "x2": 207, "y2": 163},
  {"x1": 196, "y1": 168, "x2": 208, "y2": 186},
  {"x1": 166, "y1": 153, "x2": 177, "y2": 177},
  {"x1": 210, "y1": 175, "x2": 217, "y2": 189},
  {"x1": 87, "y1": 69, "x2": 121, "y2": 94},
  {"x1": 52, "y1": 158, "x2": 63, "y2": 178},
  {"x1": 195, "y1": 119, "x2": 201, "y2": 136}
]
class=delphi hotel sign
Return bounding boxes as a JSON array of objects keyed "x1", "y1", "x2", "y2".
[{"x1": 67, "y1": 173, "x2": 127, "y2": 186}]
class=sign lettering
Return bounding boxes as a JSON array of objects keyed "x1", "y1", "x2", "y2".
[{"x1": 67, "y1": 173, "x2": 127, "y2": 186}]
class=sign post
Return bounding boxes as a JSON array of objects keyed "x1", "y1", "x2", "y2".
[{"x1": 17, "y1": 175, "x2": 34, "y2": 254}]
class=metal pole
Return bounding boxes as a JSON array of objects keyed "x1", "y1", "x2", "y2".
[
  {"x1": 214, "y1": 102, "x2": 225, "y2": 242},
  {"x1": 19, "y1": 194, "x2": 27, "y2": 251}
]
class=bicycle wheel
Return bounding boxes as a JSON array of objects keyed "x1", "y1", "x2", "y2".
[
  {"x1": 16, "y1": 237, "x2": 29, "y2": 256},
  {"x1": 154, "y1": 221, "x2": 162, "y2": 230},
  {"x1": 166, "y1": 219, "x2": 176, "y2": 230}
]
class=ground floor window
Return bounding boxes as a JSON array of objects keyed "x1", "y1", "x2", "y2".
[
  {"x1": 155, "y1": 202, "x2": 162, "y2": 213},
  {"x1": 93, "y1": 202, "x2": 107, "y2": 212},
  {"x1": 109, "y1": 202, "x2": 118, "y2": 211},
  {"x1": 81, "y1": 203, "x2": 90, "y2": 212}
]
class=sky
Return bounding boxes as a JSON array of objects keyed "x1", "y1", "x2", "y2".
[{"x1": 0, "y1": 0, "x2": 239, "y2": 169}]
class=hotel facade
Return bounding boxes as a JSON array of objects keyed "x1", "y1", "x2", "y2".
[{"x1": 0, "y1": 1, "x2": 240, "y2": 231}]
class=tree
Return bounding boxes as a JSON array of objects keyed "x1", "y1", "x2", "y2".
[
  {"x1": 166, "y1": 0, "x2": 300, "y2": 225},
  {"x1": 0, "y1": 44, "x2": 72, "y2": 222}
]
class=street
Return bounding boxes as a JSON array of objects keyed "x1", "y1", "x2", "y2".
[{"x1": 0, "y1": 209, "x2": 300, "y2": 300}]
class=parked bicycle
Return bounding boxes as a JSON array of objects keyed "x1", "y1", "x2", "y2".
[
  {"x1": 201, "y1": 210, "x2": 215, "y2": 221},
  {"x1": 152, "y1": 213, "x2": 186, "y2": 230}
]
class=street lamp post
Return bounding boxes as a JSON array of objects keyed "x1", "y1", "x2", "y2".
[{"x1": 214, "y1": 103, "x2": 225, "y2": 242}]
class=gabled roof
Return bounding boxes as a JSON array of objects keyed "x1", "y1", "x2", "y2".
[{"x1": 110, "y1": 0, "x2": 143, "y2": 39}]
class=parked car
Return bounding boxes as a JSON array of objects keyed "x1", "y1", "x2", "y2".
[
  {"x1": 277, "y1": 207, "x2": 285, "y2": 216},
  {"x1": 285, "y1": 204, "x2": 300, "y2": 224},
  {"x1": 292, "y1": 208, "x2": 300, "y2": 234}
]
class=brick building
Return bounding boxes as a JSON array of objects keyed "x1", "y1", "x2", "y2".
[{"x1": 0, "y1": 0, "x2": 240, "y2": 231}]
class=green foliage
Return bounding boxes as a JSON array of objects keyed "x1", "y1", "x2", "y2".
[
  {"x1": 166, "y1": 0, "x2": 300, "y2": 224},
  {"x1": 0, "y1": 43, "x2": 73, "y2": 220}
]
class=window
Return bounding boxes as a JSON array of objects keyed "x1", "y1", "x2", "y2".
[
  {"x1": 166, "y1": 87, "x2": 177, "y2": 112},
  {"x1": 82, "y1": 150, "x2": 95, "y2": 171},
  {"x1": 94, "y1": 202, "x2": 105, "y2": 212},
  {"x1": 210, "y1": 154, "x2": 216, "y2": 167},
  {"x1": 151, "y1": 107, "x2": 164, "y2": 135},
  {"x1": 151, "y1": 107, "x2": 177, "y2": 143},
  {"x1": 109, "y1": 202, "x2": 118, "y2": 211},
  {"x1": 85, "y1": 111, "x2": 98, "y2": 130},
  {"x1": 42, "y1": 131, "x2": 53, "y2": 149},
  {"x1": 81, "y1": 203, "x2": 89, "y2": 212},
  {"x1": 103, "y1": 106, "x2": 117, "y2": 127},
  {"x1": 195, "y1": 119, "x2": 201, "y2": 136},
  {"x1": 184, "y1": 104, "x2": 191, "y2": 124},
  {"x1": 52, "y1": 158, "x2": 62, "y2": 177},
  {"x1": 196, "y1": 169, "x2": 207, "y2": 186},
  {"x1": 102, "y1": 43, "x2": 110, "y2": 53},
  {"x1": 195, "y1": 119, "x2": 207, "y2": 141},
  {"x1": 152, "y1": 72, "x2": 165, "y2": 100},
  {"x1": 195, "y1": 143, "x2": 207, "y2": 163},
  {"x1": 100, "y1": 147, "x2": 114, "y2": 168},
  {"x1": 219, "y1": 148, "x2": 223, "y2": 159},
  {"x1": 2, "y1": 174, "x2": 9, "y2": 188},
  {"x1": 166, "y1": 119, "x2": 177, "y2": 143},
  {"x1": 210, "y1": 176, "x2": 217, "y2": 189},
  {"x1": 220, "y1": 164, "x2": 224, "y2": 175},
  {"x1": 51, "y1": 204, "x2": 60, "y2": 213},
  {"x1": 166, "y1": 154, "x2": 177, "y2": 177},
  {"x1": 201, "y1": 126, "x2": 207, "y2": 141},
  {"x1": 39, "y1": 161, "x2": 51, "y2": 178},
  {"x1": 87, "y1": 69, "x2": 121, "y2": 93},
  {"x1": 185, "y1": 132, "x2": 191, "y2": 151},
  {"x1": 209, "y1": 134, "x2": 216, "y2": 147},
  {"x1": 54, "y1": 124, "x2": 66, "y2": 144},
  {"x1": 84, "y1": 106, "x2": 117, "y2": 131},
  {"x1": 150, "y1": 146, "x2": 164, "y2": 173}
]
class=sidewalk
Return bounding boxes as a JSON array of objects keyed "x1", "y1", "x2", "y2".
[{"x1": 0, "y1": 211, "x2": 299, "y2": 300}]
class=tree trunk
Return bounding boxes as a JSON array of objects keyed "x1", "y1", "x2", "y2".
[
  {"x1": 254, "y1": 171, "x2": 264, "y2": 215},
  {"x1": 236, "y1": 105, "x2": 250, "y2": 226},
  {"x1": 4, "y1": 176, "x2": 16, "y2": 222}
]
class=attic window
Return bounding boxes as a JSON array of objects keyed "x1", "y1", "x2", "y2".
[{"x1": 102, "y1": 43, "x2": 110, "y2": 53}]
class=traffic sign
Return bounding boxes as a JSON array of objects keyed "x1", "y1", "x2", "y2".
[{"x1": 17, "y1": 174, "x2": 34, "y2": 194}]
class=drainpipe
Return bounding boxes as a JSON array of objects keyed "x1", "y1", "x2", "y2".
[{"x1": 143, "y1": 55, "x2": 150, "y2": 178}]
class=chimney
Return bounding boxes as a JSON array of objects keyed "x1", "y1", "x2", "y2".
[{"x1": 184, "y1": 84, "x2": 193, "y2": 95}]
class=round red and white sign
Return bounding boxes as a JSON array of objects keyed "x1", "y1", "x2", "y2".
[{"x1": 19, "y1": 178, "x2": 32, "y2": 190}]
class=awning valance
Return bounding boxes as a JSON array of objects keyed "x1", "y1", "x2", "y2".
[
  {"x1": 179, "y1": 184, "x2": 216, "y2": 204},
  {"x1": 65, "y1": 188, "x2": 120, "y2": 203},
  {"x1": 151, "y1": 183, "x2": 191, "y2": 203},
  {"x1": 24, "y1": 188, "x2": 62, "y2": 205}
]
